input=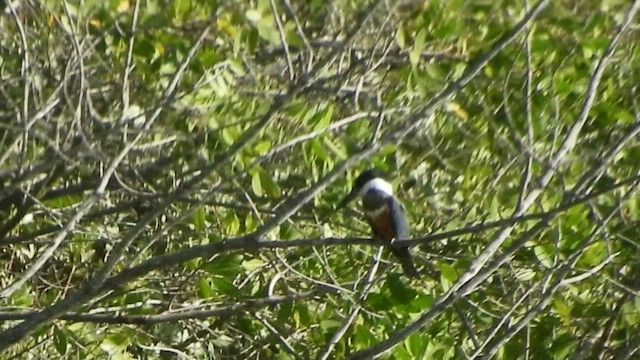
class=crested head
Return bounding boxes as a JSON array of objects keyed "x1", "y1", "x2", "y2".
[{"x1": 353, "y1": 168, "x2": 393, "y2": 196}]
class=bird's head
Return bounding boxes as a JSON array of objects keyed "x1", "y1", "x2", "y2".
[{"x1": 337, "y1": 168, "x2": 393, "y2": 209}]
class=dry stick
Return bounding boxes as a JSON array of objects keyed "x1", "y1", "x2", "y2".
[
  {"x1": 348, "y1": 1, "x2": 639, "y2": 357},
  {"x1": 114, "y1": 10, "x2": 390, "y2": 273},
  {"x1": 472, "y1": 279, "x2": 542, "y2": 358},
  {"x1": 345, "y1": 1, "x2": 553, "y2": 358},
  {"x1": 269, "y1": 0, "x2": 295, "y2": 80},
  {"x1": 264, "y1": 110, "x2": 401, "y2": 158},
  {"x1": 438, "y1": 175, "x2": 640, "y2": 334},
  {"x1": 585, "y1": 294, "x2": 631, "y2": 359},
  {"x1": 613, "y1": 335, "x2": 640, "y2": 360},
  {"x1": 0, "y1": 19, "x2": 215, "y2": 351},
  {"x1": 120, "y1": 0, "x2": 142, "y2": 116},
  {"x1": 248, "y1": 0, "x2": 549, "y2": 245},
  {"x1": 137, "y1": 344, "x2": 189, "y2": 358},
  {"x1": 243, "y1": 0, "x2": 386, "y2": 241},
  {"x1": 118, "y1": 0, "x2": 389, "y2": 293},
  {"x1": 0, "y1": 293, "x2": 314, "y2": 325},
  {"x1": 0, "y1": 93, "x2": 60, "y2": 169},
  {"x1": 294, "y1": 0, "x2": 384, "y2": 90},
  {"x1": 474, "y1": 182, "x2": 638, "y2": 360},
  {"x1": 77, "y1": 19, "x2": 217, "y2": 285},
  {"x1": 255, "y1": 313, "x2": 304, "y2": 360},
  {"x1": 0, "y1": 163, "x2": 66, "y2": 240},
  {"x1": 454, "y1": 303, "x2": 481, "y2": 353},
  {"x1": 400, "y1": 177, "x2": 640, "y2": 360},
  {"x1": 35, "y1": 129, "x2": 631, "y2": 344},
  {"x1": 0, "y1": 0, "x2": 592, "y2": 354},
  {"x1": 316, "y1": 247, "x2": 384, "y2": 360},
  {"x1": 0, "y1": 0, "x2": 89, "y2": 300},
  {"x1": 0, "y1": 1, "x2": 385, "y2": 350},
  {"x1": 1, "y1": 3, "x2": 206, "y2": 299},
  {"x1": 71, "y1": 171, "x2": 640, "y2": 296},
  {"x1": 281, "y1": 0, "x2": 314, "y2": 73},
  {"x1": 4, "y1": 0, "x2": 30, "y2": 170},
  {"x1": 612, "y1": 336, "x2": 640, "y2": 360},
  {"x1": 467, "y1": 214, "x2": 619, "y2": 358},
  {"x1": 571, "y1": 119, "x2": 640, "y2": 197},
  {"x1": 517, "y1": 0, "x2": 535, "y2": 212},
  {"x1": 0, "y1": 170, "x2": 631, "y2": 346}
]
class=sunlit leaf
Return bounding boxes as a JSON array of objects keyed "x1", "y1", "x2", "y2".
[
  {"x1": 197, "y1": 278, "x2": 215, "y2": 299},
  {"x1": 252, "y1": 171, "x2": 263, "y2": 197},
  {"x1": 242, "y1": 258, "x2": 266, "y2": 272},
  {"x1": 410, "y1": 28, "x2": 426, "y2": 65}
]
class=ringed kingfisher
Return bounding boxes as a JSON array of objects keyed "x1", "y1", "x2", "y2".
[{"x1": 337, "y1": 168, "x2": 419, "y2": 278}]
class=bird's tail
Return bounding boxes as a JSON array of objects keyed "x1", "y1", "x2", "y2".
[{"x1": 390, "y1": 246, "x2": 420, "y2": 278}]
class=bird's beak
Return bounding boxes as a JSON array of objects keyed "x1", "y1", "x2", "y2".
[{"x1": 336, "y1": 188, "x2": 357, "y2": 210}]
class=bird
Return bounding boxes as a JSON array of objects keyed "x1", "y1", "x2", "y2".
[{"x1": 337, "y1": 168, "x2": 420, "y2": 278}]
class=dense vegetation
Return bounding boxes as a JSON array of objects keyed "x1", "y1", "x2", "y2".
[{"x1": 1, "y1": 0, "x2": 640, "y2": 358}]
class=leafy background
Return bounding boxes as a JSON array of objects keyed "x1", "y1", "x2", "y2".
[{"x1": 1, "y1": 0, "x2": 640, "y2": 358}]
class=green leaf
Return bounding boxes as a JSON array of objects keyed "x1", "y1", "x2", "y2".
[
  {"x1": 100, "y1": 333, "x2": 130, "y2": 353},
  {"x1": 245, "y1": 212, "x2": 257, "y2": 232},
  {"x1": 173, "y1": 0, "x2": 192, "y2": 17},
  {"x1": 405, "y1": 331, "x2": 427, "y2": 359},
  {"x1": 553, "y1": 298, "x2": 571, "y2": 318},
  {"x1": 577, "y1": 241, "x2": 607, "y2": 268},
  {"x1": 133, "y1": 39, "x2": 155, "y2": 58},
  {"x1": 203, "y1": 254, "x2": 243, "y2": 277},
  {"x1": 254, "y1": 140, "x2": 272, "y2": 154},
  {"x1": 11, "y1": 285, "x2": 33, "y2": 307},
  {"x1": 277, "y1": 301, "x2": 293, "y2": 324},
  {"x1": 260, "y1": 171, "x2": 281, "y2": 197},
  {"x1": 320, "y1": 320, "x2": 341, "y2": 331},
  {"x1": 410, "y1": 293, "x2": 434, "y2": 311},
  {"x1": 310, "y1": 105, "x2": 333, "y2": 131},
  {"x1": 310, "y1": 138, "x2": 328, "y2": 160},
  {"x1": 410, "y1": 28, "x2": 426, "y2": 65},
  {"x1": 394, "y1": 345, "x2": 413, "y2": 360},
  {"x1": 279, "y1": 223, "x2": 302, "y2": 240},
  {"x1": 354, "y1": 323, "x2": 377, "y2": 348},
  {"x1": 212, "y1": 334, "x2": 234, "y2": 348},
  {"x1": 278, "y1": 352, "x2": 295, "y2": 360},
  {"x1": 246, "y1": 9, "x2": 262, "y2": 22},
  {"x1": 193, "y1": 207, "x2": 206, "y2": 231},
  {"x1": 385, "y1": 273, "x2": 417, "y2": 305},
  {"x1": 211, "y1": 278, "x2": 240, "y2": 296},
  {"x1": 534, "y1": 243, "x2": 554, "y2": 268},
  {"x1": 223, "y1": 213, "x2": 240, "y2": 234},
  {"x1": 241, "y1": 258, "x2": 266, "y2": 272},
  {"x1": 256, "y1": 19, "x2": 280, "y2": 45},
  {"x1": 366, "y1": 292, "x2": 393, "y2": 311},
  {"x1": 424, "y1": 63, "x2": 444, "y2": 80},
  {"x1": 549, "y1": 333, "x2": 576, "y2": 360},
  {"x1": 396, "y1": 26, "x2": 407, "y2": 49},
  {"x1": 220, "y1": 128, "x2": 235, "y2": 146},
  {"x1": 197, "y1": 278, "x2": 214, "y2": 298},
  {"x1": 323, "y1": 138, "x2": 346, "y2": 160},
  {"x1": 53, "y1": 327, "x2": 68, "y2": 355},
  {"x1": 294, "y1": 303, "x2": 311, "y2": 326},
  {"x1": 252, "y1": 171, "x2": 263, "y2": 196},
  {"x1": 438, "y1": 263, "x2": 458, "y2": 291},
  {"x1": 44, "y1": 194, "x2": 83, "y2": 209}
]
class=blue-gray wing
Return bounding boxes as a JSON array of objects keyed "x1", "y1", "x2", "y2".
[
  {"x1": 388, "y1": 197, "x2": 410, "y2": 240},
  {"x1": 387, "y1": 196, "x2": 419, "y2": 277}
]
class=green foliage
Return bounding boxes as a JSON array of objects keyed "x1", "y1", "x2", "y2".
[{"x1": 1, "y1": 0, "x2": 640, "y2": 358}]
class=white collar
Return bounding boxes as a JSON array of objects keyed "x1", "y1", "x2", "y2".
[{"x1": 359, "y1": 178, "x2": 393, "y2": 196}]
